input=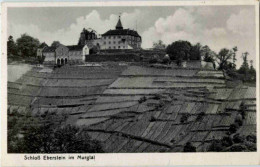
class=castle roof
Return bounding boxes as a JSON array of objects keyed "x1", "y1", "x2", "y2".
[
  {"x1": 102, "y1": 15, "x2": 141, "y2": 38},
  {"x1": 42, "y1": 46, "x2": 56, "y2": 52},
  {"x1": 102, "y1": 29, "x2": 141, "y2": 38}
]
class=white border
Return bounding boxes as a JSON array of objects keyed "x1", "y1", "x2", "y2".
[{"x1": 1, "y1": 0, "x2": 259, "y2": 166}]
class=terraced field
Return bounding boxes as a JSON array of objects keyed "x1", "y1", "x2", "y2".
[{"x1": 8, "y1": 63, "x2": 256, "y2": 152}]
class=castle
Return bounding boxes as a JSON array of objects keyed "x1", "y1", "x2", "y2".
[
  {"x1": 78, "y1": 16, "x2": 142, "y2": 50},
  {"x1": 38, "y1": 16, "x2": 142, "y2": 65}
]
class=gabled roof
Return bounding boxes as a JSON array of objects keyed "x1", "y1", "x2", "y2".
[
  {"x1": 42, "y1": 46, "x2": 56, "y2": 52},
  {"x1": 102, "y1": 29, "x2": 141, "y2": 38},
  {"x1": 67, "y1": 45, "x2": 85, "y2": 51}
]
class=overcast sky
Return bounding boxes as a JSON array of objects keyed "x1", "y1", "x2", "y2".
[{"x1": 7, "y1": 6, "x2": 256, "y2": 67}]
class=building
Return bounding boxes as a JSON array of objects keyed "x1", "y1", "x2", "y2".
[
  {"x1": 100, "y1": 16, "x2": 142, "y2": 50},
  {"x1": 67, "y1": 45, "x2": 89, "y2": 63},
  {"x1": 78, "y1": 28, "x2": 99, "y2": 46},
  {"x1": 36, "y1": 42, "x2": 48, "y2": 58},
  {"x1": 77, "y1": 16, "x2": 142, "y2": 50},
  {"x1": 39, "y1": 15, "x2": 142, "y2": 65},
  {"x1": 42, "y1": 44, "x2": 90, "y2": 65}
]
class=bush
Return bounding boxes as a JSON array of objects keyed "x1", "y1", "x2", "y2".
[
  {"x1": 153, "y1": 94, "x2": 161, "y2": 100},
  {"x1": 196, "y1": 112, "x2": 205, "y2": 121},
  {"x1": 221, "y1": 136, "x2": 233, "y2": 147},
  {"x1": 183, "y1": 142, "x2": 196, "y2": 152},
  {"x1": 239, "y1": 102, "x2": 247, "y2": 119},
  {"x1": 150, "y1": 116, "x2": 156, "y2": 122},
  {"x1": 225, "y1": 144, "x2": 247, "y2": 152},
  {"x1": 162, "y1": 56, "x2": 170, "y2": 64},
  {"x1": 138, "y1": 96, "x2": 147, "y2": 103},
  {"x1": 229, "y1": 123, "x2": 239, "y2": 134},
  {"x1": 176, "y1": 57, "x2": 183, "y2": 66},
  {"x1": 232, "y1": 134, "x2": 245, "y2": 143},
  {"x1": 180, "y1": 114, "x2": 190, "y2": 123},
  {"x1": 37, "y1": 55, "x2": 45, "y2": 64},
  {"x1": 149, "y1": 58, "x2": 159, "y2": 64},
  {"x1": 235, "y1": 118, "x2": 243, "y2": 126},
  {"x1": 246, "y1": 134, "x2": 256, "y2": 143},
  {"x1": 208, "y1": 140, "x2": 224, "y2": 152}
]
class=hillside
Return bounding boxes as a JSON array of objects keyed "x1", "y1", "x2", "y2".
[{"x1": 7, "y1": 63, "x2": 256, "y2": 152}]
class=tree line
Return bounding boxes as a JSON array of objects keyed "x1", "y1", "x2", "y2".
[
  {"x1": 153, "y1": 40, "x2": 256, "y2": 83},
  {"x1": 7, "y1": 34, "x2": 256, "y2": 83},
  {"x1": 8, "y1": 34, "x2": 41, "y2": 58}
]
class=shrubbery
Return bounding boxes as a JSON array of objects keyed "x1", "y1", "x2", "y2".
[
  {"x1": 149, "y1": 57, "x2": 159, "y2": 64},
  {"x1": 183, "y1": 142, "x2": 196, "y2": 152},
  {"x1": 180, "y1": 113, "x2": 190, "y2": 123},
  {"x1": 207, "y1": 134, "x2": 256, "y2": 152},
  {"x1": 196, "y1": 112, "x2": 205, "y2": 121},
  {"x1": 8, "y1": 109, "x2": 104, "y2": 153}
]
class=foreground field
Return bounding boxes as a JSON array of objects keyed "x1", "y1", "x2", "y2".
[{"x1": 8, "y1": 63, "x2": 256, "y2": 152}]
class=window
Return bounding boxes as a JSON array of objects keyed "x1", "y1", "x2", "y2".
[
  {"x1": 109, "y1": 36, "x2": 111, "y2": 39},
  {"x1": 104, "y1": 42, "x2": 106, "y2": 44},
  {"x1": 118, "y1": 46, "x2": 120, "y2": 49},
  {"x1": 109, "y1": 46, "x2": 111, "y2": 49},
  {"x1": 123, "y1": 46, "x2": 125, "y2": 49},
  {"x1": 114, "y1": 46, "x2": 116, "y2": 49},
  {"x1": 104, "y1": 37, "x2": 106, "y2": 39},
  {"x1": 113, "y1": 41, "x2": 116, "y2": 44},
  {"x1": 118, "y1": 36, "x2": 121, "y2": 38},
  {"x1": 114, "y1": 36, "x2": 116, "y2": 39},
  {"x1": 109, "y1": 41, "x2": 111, "y2": 44},
  {"x1": 118, "y1": 41, "x2": 121, "y2": 44}
]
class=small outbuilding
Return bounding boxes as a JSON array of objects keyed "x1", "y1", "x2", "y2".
[{"x1": 42, "y1": 43, "x2": 90, "y2": 65}]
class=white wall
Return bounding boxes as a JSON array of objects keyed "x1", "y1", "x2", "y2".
[
  {"x1": 100, "y1": 35, "x2": 140, "y2": 50},
  {"x1": 82, "y1": 45, "x2": 89, "y2": 61},
  {"x1": 43, "y1": 52, "x2": 55, "y2": 62}
]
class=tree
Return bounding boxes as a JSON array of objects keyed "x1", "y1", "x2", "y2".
[
  {"x1": 7, "y1": 36, "x2": 17, "y2": 57},
  {"x1": 215, "y1": 48, "x2": 233, "y2": 70},
  {"x1": 242, "y1": 52, "x2": 249, "y2": 69},
  {"x1": 39, "y1": 42, "x2": 48, "y2": 48},
  {"x1": 232, "y1": 46, "x2": 238, "y2": 69},
  {"x1": 248, "y1": 60, "x2": 256, "y2": 81},
  {"x1": 51, "y1": 41, "x2": 61, "y2": 48},
  {"x1": 190, "y1": 43, "x2": 202, "y2": 60},
  {"x1": 162, "y1": 54, "x2": 171, "y2": 64},
  {"x1": 153, "y1": 40, "x2": 166, "y2": 50},
  {"x1": 238, "y1": 52, "x2": 250, "y2": 74},
  {"x1": 16, "y1": 34, "x2": 40, "y2": 57},
  {"x1": 201, "y1": 45, "x2": 216, "y2": 69},
  {"x1": 166, "y1": 40, "x2": 192, "y2": 61},
  {"x1": 237, "y1": 52, "x2": 255, "y2": 82}
]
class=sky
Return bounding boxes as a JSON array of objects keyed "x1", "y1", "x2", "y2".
[{"x1": 7, "y1": 6, "x2": 256, "y2": 68}]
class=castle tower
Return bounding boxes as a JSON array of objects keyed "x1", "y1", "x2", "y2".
[{"x1": 115, "y1": 15, "x2": 123, "y2": 30}]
